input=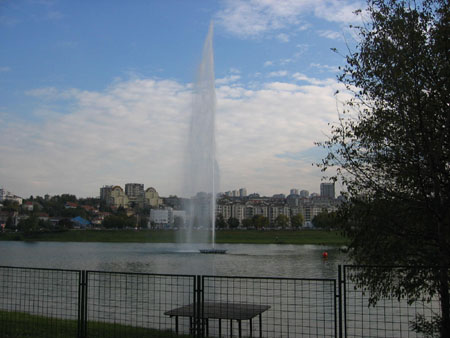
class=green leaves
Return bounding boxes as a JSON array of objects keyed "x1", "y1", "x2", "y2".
[{"x1": 318, "y1": 0, "x2": 450, "y2": 335}]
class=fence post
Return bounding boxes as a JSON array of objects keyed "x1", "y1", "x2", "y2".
[
  {"x1": 337, "y1": 265, "x2": 343, "y2": 338},
  {"x1": 193, "y1": 275, "x2": 203, "y2": 338},
  {"x1": 77, "y1": 270, "x2": 88, "y2": 338}
]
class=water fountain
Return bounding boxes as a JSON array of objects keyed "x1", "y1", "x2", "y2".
[{"x1": 183, "y1": 22, "x2": 226, "y2": 254}]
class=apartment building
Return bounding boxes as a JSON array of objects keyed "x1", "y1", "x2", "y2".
[
  {"x1": 0, "y1": 188, "x2": 23, "y2": 205},
  {"x1": 100, "y1": 184, "x2": 162, "y2": 209},
  {"x1": 216, "y1": 193, "x2": 339, "y2": 227},
  {"x1": 320, "y1": 183, "x2": 335, "y2": 199}
]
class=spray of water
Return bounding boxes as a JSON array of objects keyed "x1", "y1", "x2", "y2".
[{"x1": 182, "y1": 21, "x2": 219, "y2": 247}]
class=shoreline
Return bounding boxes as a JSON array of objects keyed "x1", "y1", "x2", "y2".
[{"x1": 0, "y1": 229, "x2": 348, "y2": 246}]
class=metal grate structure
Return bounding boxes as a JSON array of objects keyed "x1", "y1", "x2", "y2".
[
  {"x1": 85, "y1": 271, "x2": 196, "y2": 337},
  {"x1": 0, "y1": 266, "x2": 81, "y2": 337},
  {"x1": 201, "y1": 276, "x2": 337, "y2": 337},
  {"x1": 343, "y1": 265, "x2": 442, "y2": 338},
  {"x1": 0, "y1": 265, "x2": 446, "y2": 337}
]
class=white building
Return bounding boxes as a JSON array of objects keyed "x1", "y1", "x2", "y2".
[
  {"x1": 149, "y1": 208, "x2": 173, "y2": 228},
  {"x1": 268, "y1": 205, "x2": 290, "y2": 225},
  {"x1": 216, "y1": 203, "x2": 232, "y2": 220},
  {"x1": 232, "y1": 203, "x2": 246, "y2": 224},
  {"x1": 0, "y1": 188, "x2": 23, "y2": 205}
]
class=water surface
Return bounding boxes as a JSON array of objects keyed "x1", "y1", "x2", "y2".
[{"x1": 0, "y1": 242, "x2": 346, "y2": 278}]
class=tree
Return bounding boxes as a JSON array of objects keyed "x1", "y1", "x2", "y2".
[
  {"x1": 61, "y1": 207, "x2": 88, "y2": 219},
  {"x1": 1, "y1": 200, "x2": 19, "y2": 212},
  {"x1": 57, "y1": 218, "x2": 73, "y2": 230},
  {"x1": 312, "y1": 211, "x2": 337, "y2": 229},
  {"x1": 290, "y1": 213, "x2": 304, "y2": 229},
  {"x1": 274, "y1": 214, "x2": 289, "y2": 229},
  {"x1": 102, "y1": 215, "x2": 136, "y2": 229},
  {"x1": 215, "y1": 214, "x2": 227, "y2": 229},
  {"x1": 5, "y1": 215, "x2": 15, "y2": 229},
  {"x1": 242, "y1": 219, "x2": 253, "y2": 229},
  {"x1": 227, "y1": 217, "x2": 240, "y2": 229},
  {"x1": 252, "y1": 215, "x2": 269, "y2": 229},
  {"x1": 318, "y1": 1, "x2": 449, "y2": 335},
  {"x1": 17, "y1": 216, "x2": 39, "y2": 234}
]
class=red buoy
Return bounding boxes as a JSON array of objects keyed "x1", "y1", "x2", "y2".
[{"x1": 322, "y1": 251, "x2": 328, "y2": 259}]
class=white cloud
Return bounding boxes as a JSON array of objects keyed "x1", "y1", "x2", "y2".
[
  {"x1": 292, "y1": 72, "x2": 335, "y2": 86},
  {"x1": 216, "y1": 0, "x2": 362, "y2": 39},
  {"x1": 310, "y1": 63, "x2": 339, "y2": 73},
  {"x1": 268, "y1": 70, "x2": 288, "y2": 78},
  {"x1": 314, "y1": 1, "x2": 363, "y2": 23},
  {"x1": 3, "y1": 79, "x2": 191, "y2": 197},
  {"x1": 229, "y1": 68, "x2": 241, "y2": 74},
  {"x1": 1, "y1": 76, "x2": 347, "y2": 198},
  {"x1": 26, "y1": 87, "x2": 60, "y2": 98},
  {"x1": 216, "y1": 75, "x2": 241, "y2": 85},
  {"x1": 318, "y1": 29, "x2": 343, "y2": 40},
  {"x1": 263, "y1": 61, "x2": 273, "y2": 67},
  {"x1": 215, "y1": 0, "x2": 311, "y2": 38},
  {"x1": 216, "y1": 78, "x2": 347, "y2": 195},
  {"x1": 0, "y1": 66, "x2": 11, "y2": 72},
  {"x1": 276, "y1": 33, "x2": 290, "y2": 42}
]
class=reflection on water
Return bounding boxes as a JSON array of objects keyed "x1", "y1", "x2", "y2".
[{"x1": 0, "y1": 241, "x2": 347, "y2": 278}]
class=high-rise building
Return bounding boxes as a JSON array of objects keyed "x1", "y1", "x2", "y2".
[
  {"x1": 290, "y1": 188, "x2": 299, "y2": 195},
  {"x1": 100, "y1": 185, "x2": 113, "y2": 201},
  {"x1": 125, "y1": 183, "x2": 145, "y2": 207},
  {"x1": 320, "y1": 183, "x2": 335, "y2": 199},
  {"x1": 125, "y1": 183, "x2": 144, "y2": 198},
  {"x1": 299, "y1": 190, "x2": 309, "y2": 198},
  {"x1": 239, "y1": 188, "x2": 247, "y2": 197}
]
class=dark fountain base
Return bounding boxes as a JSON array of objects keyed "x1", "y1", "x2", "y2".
[{"x1": 199, "y1": 249, "x2": 227, "y2": 254}]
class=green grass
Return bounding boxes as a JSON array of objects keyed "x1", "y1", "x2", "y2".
[
  {"x1": 0, "y1": 310, "x2": 190, "y2": 338},
  {"x1": 0, "y1": 229, "x2": 348, "y2": 245}
]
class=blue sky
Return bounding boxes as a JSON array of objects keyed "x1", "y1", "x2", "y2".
[{"x1": 0, "y1": 0, "x2": 363, "y2": 198}]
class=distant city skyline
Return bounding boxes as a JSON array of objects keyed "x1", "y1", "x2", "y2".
[
  {"x1": 1, "y1": 182, "x2": 334, "y2": 200},
  {"x1": 0, "y1": 1, "x2": 361, "y2": 198}
]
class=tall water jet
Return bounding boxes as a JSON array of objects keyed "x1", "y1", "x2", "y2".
[{"x1": 182, "y1": 21, "x2": 220, "y2": 248}]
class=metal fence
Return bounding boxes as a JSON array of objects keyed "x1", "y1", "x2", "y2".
[
  {"x1": 0, "y1": 265, "x2": 444, "y2": 337},
  {"x1": 201, "y1": 275, "x2": 337, "y2": 337},
  {"x1": 0, "y1": 266, "x2": 81, "y2": 337},
  {"x1": 342, "y1": 265, "x2": 442, "y2": 338},
  {"x1": 85, "y1": 271, "x2": 196, "y2": 337}
]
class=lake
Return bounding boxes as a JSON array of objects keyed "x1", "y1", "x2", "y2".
[{"x1": 0, "y1": 241, "x2": 347, "y2": 278}]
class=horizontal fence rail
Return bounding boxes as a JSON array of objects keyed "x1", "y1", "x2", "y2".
[{"x1": 0, "y1": 265, "x2": 446, "y2": 337}]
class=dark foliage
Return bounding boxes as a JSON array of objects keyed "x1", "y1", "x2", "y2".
[{"x1": 318, "y1": 1, "x2": 450, "y2": 336}]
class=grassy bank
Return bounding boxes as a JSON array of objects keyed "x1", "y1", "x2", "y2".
[
  {"x1": 0, "y1": 229, "x2": 348, "y2": 245},
  {"x1": 0, "y1": 310, "x2": 188, "y2": 338}
]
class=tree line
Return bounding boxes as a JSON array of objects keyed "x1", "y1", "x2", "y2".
[{"x1": 215, "y1": 212, "x2": 337, "y2": 229}]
